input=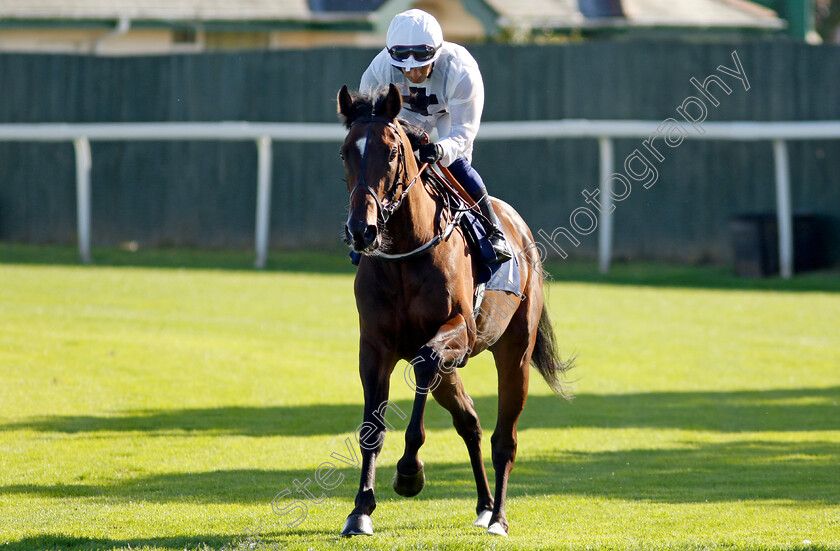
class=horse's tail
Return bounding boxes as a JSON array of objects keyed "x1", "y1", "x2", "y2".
[{"x1": 531, "y1": 304, "x2": 575, "y2": 399}]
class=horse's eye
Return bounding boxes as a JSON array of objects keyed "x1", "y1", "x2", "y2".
[
  {"x1": 389, "y1": 149, "x2": 397, "y2": 162},
  {"x1": 339, "y1": 150, "x2": 346, "y2": 161}
]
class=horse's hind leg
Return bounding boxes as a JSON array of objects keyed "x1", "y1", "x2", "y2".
[
  {"x1": 431, "y1": 369, "x2": 494, "y2": 526},
  {"x1": 486, "y1": 317, "x2": 535, "y2": 537}
]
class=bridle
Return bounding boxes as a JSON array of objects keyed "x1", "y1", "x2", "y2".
[{"x1": 345, "y1": 116, "x2": 462, "y2": 262}]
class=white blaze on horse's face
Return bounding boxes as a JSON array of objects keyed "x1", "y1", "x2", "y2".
[
  {"x1": 344, "y1": 133, "x2": 379, "y2": 252},
  {"x1": 346, "y1": 137, "x2": 368, "y2": 226},
  {"x1": 355, "y1": 137, "x2": 368, "y2": 158}
]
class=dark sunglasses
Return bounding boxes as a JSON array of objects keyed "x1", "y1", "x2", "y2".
[{"x1": 388, "y1": 44, "x2": 438, "y2": 63}]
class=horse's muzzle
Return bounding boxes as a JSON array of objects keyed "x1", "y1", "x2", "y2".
[{"x1": 345, "y1": 220, "x2": 379, "y2": 253}]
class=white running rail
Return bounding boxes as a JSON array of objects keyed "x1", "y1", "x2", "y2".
[{"x1": 1, "y1": 120, "x2": 838, "y2": 275}]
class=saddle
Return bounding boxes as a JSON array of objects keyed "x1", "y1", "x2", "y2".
[{"x1": 425, "y1": 167, "x2": 521, "y2": 297}]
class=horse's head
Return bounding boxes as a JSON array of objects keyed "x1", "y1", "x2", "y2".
[{"x1": 337, "y1": 83, "x2": 412, "y2": 255}]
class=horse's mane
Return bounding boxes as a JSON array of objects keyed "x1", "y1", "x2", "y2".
[
  {"x1": 399, "y1": 119, "x2": 430, "y2": 151},
  {"x1": 338, "y1": 88, "x2": 428, "y2": 151}
]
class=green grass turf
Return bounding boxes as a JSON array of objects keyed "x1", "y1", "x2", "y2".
[{"x1": 1, "y1": 245, "x2": 838, "y2": 550}]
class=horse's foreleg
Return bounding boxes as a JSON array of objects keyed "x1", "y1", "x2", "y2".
[
  {"x1": 394, "y1": 314, "x2": 473, "y2": 497},
  {"x1": 341, "y1": 341, "x2": 394, "y2": 537}
]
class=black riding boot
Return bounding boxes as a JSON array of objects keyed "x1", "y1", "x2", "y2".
[{"x1": 470, "y1": 191, "x2": 512, "y2": 263}]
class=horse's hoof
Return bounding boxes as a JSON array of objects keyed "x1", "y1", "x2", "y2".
[
  {"x1": 473, "y1": 509, "x2": 492, "y2": 528},
  {"x1": 392, "y1": 463, "x2": 425, "y2": 497},
  {"x1": 486, "y1": 522, "x2": 508, "y2": 537},
  {"x1": 340, "y1": 513, "x2": 373, "y2": 537}
]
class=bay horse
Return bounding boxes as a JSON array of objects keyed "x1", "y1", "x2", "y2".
[{"x1": 337, "y1": 83, "x2": 571, "y2": 537}]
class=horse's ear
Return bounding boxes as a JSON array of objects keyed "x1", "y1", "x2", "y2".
[
  {"x1": 378, "y1": 83, "x2": 402, "y2": 120},
  {"x1": 337, "y1": 85, "x2": 355, "y2": 126}
]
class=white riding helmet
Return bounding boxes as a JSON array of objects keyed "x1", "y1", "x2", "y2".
[{"x1": 385, "y1": 9, "x2": 444, "y2": 70}]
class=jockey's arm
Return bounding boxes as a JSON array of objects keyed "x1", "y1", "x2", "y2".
[{"x1": 435, "y1": 68, "x2": 484, "y2": 167}]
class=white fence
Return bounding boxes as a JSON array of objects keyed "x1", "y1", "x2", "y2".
[{"x1": 1, "y1": 120, "x2": 839, "y2": 276}]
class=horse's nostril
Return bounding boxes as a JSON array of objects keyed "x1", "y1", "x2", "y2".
[
  {"x1": 346, "y1": 221, "x2": 376, "y2": 250},
  {"x1": 363, "y1": 225, "x2": 378, "y2": 243}
]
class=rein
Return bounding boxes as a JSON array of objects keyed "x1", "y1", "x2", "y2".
[{"x1": 347, "y1": 116, "x2": 462, "y2": 262}]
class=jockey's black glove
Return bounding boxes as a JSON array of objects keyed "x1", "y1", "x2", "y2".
[{"x1": 418, "y1": 142, "x2": 443, "y2": 164}]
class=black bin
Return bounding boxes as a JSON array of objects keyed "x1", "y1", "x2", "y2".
[{"x1": 729, "y1": 212, "x2": 828, "y2": 277}]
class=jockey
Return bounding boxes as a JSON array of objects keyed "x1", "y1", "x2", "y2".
[{"x1": 360, "y1": 9, "x2": 512, "y2": 263}]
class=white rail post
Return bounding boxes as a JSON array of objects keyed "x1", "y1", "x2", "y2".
[
  {"x1": 73, "y1": 137, "x2": 92, "y2": 264},
  {"x1": 772, "y1": 139, "x2": 794, "y2": 279},
  {"x1": 598, "y1": 137, "x2": 614, "y2": 274},
  {"x1": 254, "y1": 136, "x2": 273, "y2": 269}
]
